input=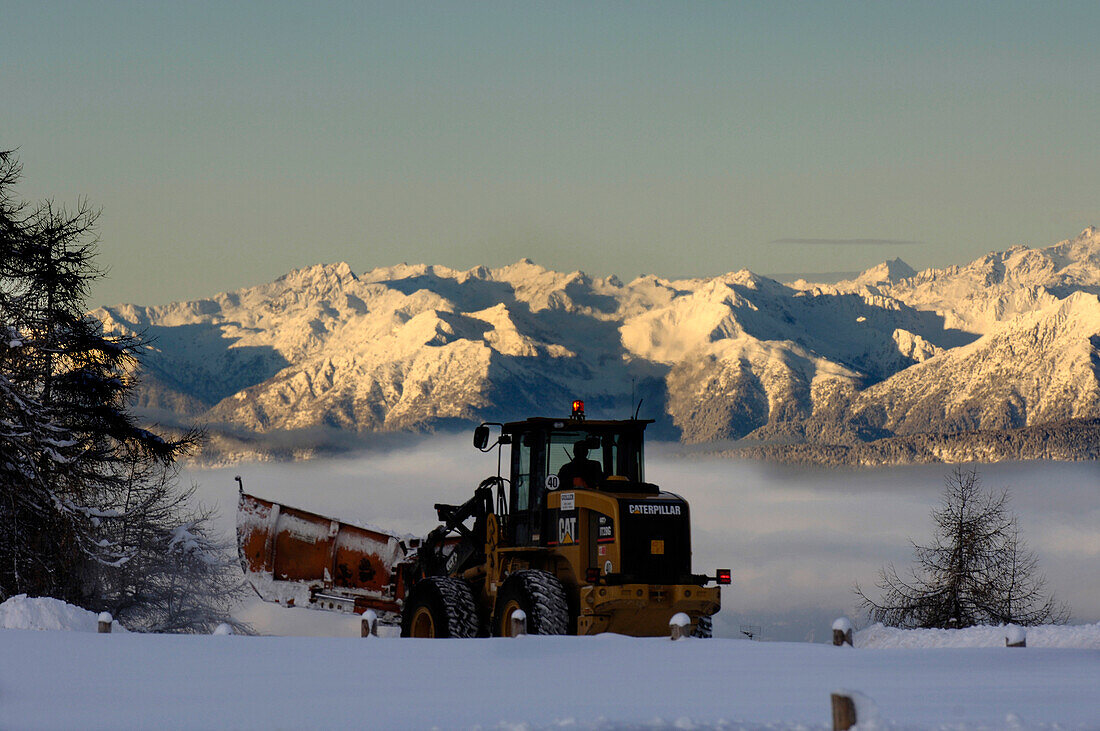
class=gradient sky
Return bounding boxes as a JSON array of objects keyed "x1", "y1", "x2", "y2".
[{"x1": 3, "y1": 1, "x2": 1098, "y2": 307}]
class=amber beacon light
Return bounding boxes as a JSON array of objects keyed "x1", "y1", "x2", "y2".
[{"x1": 571, "y1": 400, "x2": 585, "y2": 419}]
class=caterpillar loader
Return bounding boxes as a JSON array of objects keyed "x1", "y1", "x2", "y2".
[{"x1": 237, "y1": 401, "x2": 730, "y2": 637}]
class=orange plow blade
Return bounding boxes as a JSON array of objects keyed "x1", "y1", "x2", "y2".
[{"x1": 237, "y1": 492, "x2": 407, "y2": 618}]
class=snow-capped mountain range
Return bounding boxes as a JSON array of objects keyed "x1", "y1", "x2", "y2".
[{"x1": 93, "y1": 227, "x2": 1100, "y2": 459}]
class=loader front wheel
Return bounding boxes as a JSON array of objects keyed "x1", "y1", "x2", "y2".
[
  {"x1": 493, "y1": 570, "x2": 569, "y2": 637},
  {"x1": 400, "y1": 577, "x2": 479, "y2": 638}
]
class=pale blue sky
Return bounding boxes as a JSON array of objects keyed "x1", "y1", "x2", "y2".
[{"x1": 3, "y1": 1, "x2": 1098, "y2": 306}]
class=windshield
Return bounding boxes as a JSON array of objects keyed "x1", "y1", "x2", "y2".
[{"x1": 545, "y1": 429, "x2": 644, "y2": 486}]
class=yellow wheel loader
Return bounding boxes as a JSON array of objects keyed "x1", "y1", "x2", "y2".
[{"x1": 237, "y1": 401, "x2": 730, "y2": 637}]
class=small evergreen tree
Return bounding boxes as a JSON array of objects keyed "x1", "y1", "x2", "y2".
[
  {"x1": 856, "y1": 467, "x2": 1068, "y2": 628},
  {"x1": 90, "y1": 444, "x2": 251, "y2": 633}
]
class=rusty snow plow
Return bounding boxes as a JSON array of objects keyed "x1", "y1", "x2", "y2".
[{"x1": 237, "y1": 488, "x2": 408, "y2": 619}]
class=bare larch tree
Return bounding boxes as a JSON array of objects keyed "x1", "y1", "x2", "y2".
[{"x1": 856, "y1": 467, "x2": 1068, "y2": 628}]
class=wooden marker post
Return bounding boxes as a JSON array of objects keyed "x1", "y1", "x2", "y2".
[
  {"x1": 831, "y1": 693, "x2": 857, "y2": 730},
  {"x1": 97, "y1": 612, "x2": 112, "y2": 634},
  {"x1": 362, "y1": 609, "x2": 379, "y2": 637},
  {"x1": 832, "y1": 617, "x2": 853, "y2": 647},
  {"x1": 510, "y1": 609, "x2": 527, "y2": 637},
  {"x1": 669, "y1": 612, "x2": 691, "y2": 641}
]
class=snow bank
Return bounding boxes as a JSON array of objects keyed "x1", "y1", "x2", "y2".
[
  {"x1": 0, "y1": 595, "x2": 127, "y2": 633},
  {"x1": 855, "y1": 621, "x2": 1100, "y2": 649}
]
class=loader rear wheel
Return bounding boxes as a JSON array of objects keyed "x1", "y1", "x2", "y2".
[
  {"x1": 692, "y1": 615, "x2": 713, "y2": 639},
  {"x1": 493, "y1": 570, "x2": 569, "y2": 637},
  {"x1": 400, "y1": 577, "x2": 479, "y2": 638}
]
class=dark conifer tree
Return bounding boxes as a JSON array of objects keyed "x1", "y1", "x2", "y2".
[
  {"x1": 0, "y1": 149, "x2": 91, "y2": 600},
  {"x1": 1, "y1": 151, "x2": 247, "y2": 631}
]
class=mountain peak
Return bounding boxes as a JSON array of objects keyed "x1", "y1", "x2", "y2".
[
  {"x1": 854, "y1": 257, "x2": 917, "y2": 285},
  {"x1": 459, "y1": 264, "x2": 492, "y2": 282},
  {"x1": 277, "y1": 261, "x2": 358, "y2": 287}
]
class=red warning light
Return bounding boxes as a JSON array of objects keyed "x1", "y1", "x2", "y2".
[
  {"x1": 571, "y1": 400, "x2": 585, "y2": 419},
  {"x1": 716, "y1": 569, "x2": 732, "y2": 585}
]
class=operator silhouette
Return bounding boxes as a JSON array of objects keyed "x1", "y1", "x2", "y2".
[{"x1": 557, "y1": 441, "x2": 604, "y2": 489}]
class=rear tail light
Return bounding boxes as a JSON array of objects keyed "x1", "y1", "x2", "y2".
[
  {"x1": 716, "y1": 569, "x2": 732, "y2": 585},
  {"x1": 585, "y1": 567, "x2": 600, "y2": 584}
]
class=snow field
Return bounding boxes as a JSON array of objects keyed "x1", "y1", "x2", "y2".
[{"x1": 2, "y1": 627, "x2": 1099, "y2": 729}]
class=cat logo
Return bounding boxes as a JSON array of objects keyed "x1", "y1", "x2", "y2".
[{"x1": 558, "y1": 516, "x2": 577, "y2": 545}]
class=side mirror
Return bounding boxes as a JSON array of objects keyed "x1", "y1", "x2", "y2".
[{"x1": 473, "y1": 425, "x2": 491, "y2": 450}]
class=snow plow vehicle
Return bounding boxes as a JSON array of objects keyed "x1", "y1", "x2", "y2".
[{"x1": 237, "y1": 401, "x2": 730, "y2": 637}]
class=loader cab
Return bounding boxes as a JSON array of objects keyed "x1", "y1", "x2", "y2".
[{"x1": 496, "y1": 415, "x2": 654, "y2": 547}]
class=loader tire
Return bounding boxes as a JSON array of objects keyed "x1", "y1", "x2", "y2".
[
  {"x1": 400, "y1": 577, "x2": 479, "y2": 638},
  {"x1": 493, "y1": 569, "x2": 569, "y2": 637},
  {"x1": 692, "y1": 615, "x2": 713, "y2": 639}
]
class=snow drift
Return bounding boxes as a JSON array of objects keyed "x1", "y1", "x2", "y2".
[
  {"x1": 0, "y1": 594, "x2": 127, "y2": 633},
  {"x1": 855, "y1": 621, "x2": 1100, "y2": 649}
]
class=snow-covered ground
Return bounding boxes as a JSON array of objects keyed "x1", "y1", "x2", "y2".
[
  {"x1": 855, "y1": 622, "x2": 1100, "y2": 650},
  {"x1": 8, "y1": 448, "x2": 1089, "y2": 727},
  {"x1": 2, "y1": 594, "x2": 1099, "y2": 730}
]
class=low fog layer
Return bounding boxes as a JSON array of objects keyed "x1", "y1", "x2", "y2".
[{"x1": 185, "y1": 436, "x2": 1099, "y2": 641}]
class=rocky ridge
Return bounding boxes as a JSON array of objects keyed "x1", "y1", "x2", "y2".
[{"x1": 93, "y1": 228, "x2": 1100, "y2": 464}]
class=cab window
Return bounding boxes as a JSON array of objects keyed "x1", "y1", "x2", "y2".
[
  {"x1": 546, "y1": 431, "x2": 607, "y2": 480},
  {"x1": 544, "y1": 429, "x2": 645, "y2": 485}
]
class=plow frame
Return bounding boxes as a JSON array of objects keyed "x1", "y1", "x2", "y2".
[{"x1": 237, "y1": 491, "x2": 409, "y2": 618}]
